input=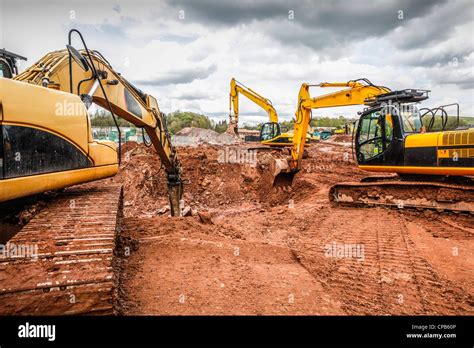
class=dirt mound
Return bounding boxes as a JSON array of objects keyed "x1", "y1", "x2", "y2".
[
  {"x1": 172, "y1": 127, "x2": 241, "y2": 146},
  {"x1": 328, "y1": 134, "x2": 352, "y2": 143},
  {"x1": 111, "y1": 142, "x2": 315, "y2": 217}
]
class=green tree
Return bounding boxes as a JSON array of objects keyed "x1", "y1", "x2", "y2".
[
  {"x1": 166, "y1": 111, "x2": 213, "y2": 134},
  {"x1": 213, "y1": 120, "x2": 228, "y2": 133},
  {"x1": 90, "y1": 109, "x2": 134, "y2": 127}
]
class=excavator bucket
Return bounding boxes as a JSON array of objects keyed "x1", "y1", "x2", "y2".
[
  {"x1": 273, "y1": 171, "x2": 296, "y2": 187},
  {"x1": 225, "y1": 122, "x2": 239, "y2": 136},
  {"x1": 271, "y1": 158, "x2": 296, "y2": 187}
]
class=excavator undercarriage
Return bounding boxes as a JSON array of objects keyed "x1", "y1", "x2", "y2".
[
  {"x1": 0, "y1": 184, "x2": 123, "y2": 315},
  {"x1": 330, "y1": 176, "x2": 474, "y2": 214}
]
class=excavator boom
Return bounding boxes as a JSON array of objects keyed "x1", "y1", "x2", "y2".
[
  {"x1": 290, "y1": 79, "x2": 390, "y2": 171},
  {"x1": 229, "y1": 78, "x2": 278, "y2": 131}
]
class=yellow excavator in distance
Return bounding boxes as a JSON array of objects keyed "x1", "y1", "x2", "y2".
[
  {"x1": 0, "y1": 29, "x2": 183, "y2": 215},
  {"x1": 228, "y1": 78, "x2": 310, "y2": 146}
]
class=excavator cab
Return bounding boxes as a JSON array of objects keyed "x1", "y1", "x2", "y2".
[
  {"x1": 355, "y1": 90, "x2": 428, "y2": 167},
  {"x1": 260, "y1": 122, "x2": 281, "y2": 141},
  {"x1": 354, "y1": 89, "x2": 474, "y2": 176}
]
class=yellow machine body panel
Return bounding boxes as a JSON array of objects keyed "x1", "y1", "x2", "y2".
[
  {"x1": 0, "y1": 78, "x2": 119, "y2": 202},
  {"x1": 261, "y1": 132, "x2": 311, "y2": 147},
  {"x1": 0, "y1": 165, "x2": 118, "y2": 203},
  {"x1": 2, "y1": 78, "x2": 90, "y2": 152},
  {"x1": 360, "y1": 128, "x2": 474, "y2": 176}
]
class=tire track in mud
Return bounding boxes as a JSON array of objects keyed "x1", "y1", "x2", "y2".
[
  {"x1": 398, "y1": 214, "x2": 474, "y2": 315},
  {"x1": 406, "y1": 213, "x2": 474, "y2": 240},
  {"x1": 293, "y1": 207, "x2": 474, "y2": 315}
]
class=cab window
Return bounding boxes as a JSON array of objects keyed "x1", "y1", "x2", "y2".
[
  {"x1": 400, "y1": 106, "x2": 422, "y2": 133},
  {"x1": 0, "y1": 61, "x2": 12, "y2": 78},
  {"x1": 357, "y1": 111, "x2": 393, "y2": 161},
  {"x1": 260, "y1": 123, "x2": 280, "y2": 141}
]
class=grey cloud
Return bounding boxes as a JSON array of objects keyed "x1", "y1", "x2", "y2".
[
  {"x1": 174, "y1": 91, "x2": 214, "y2": 100},
  {"x1": 395, "y1": 46, "x2": 473, "y2": 67},
  {"x1": 169, "y1": 0, "x2": 290, "y2": 25},
  {"x1": 160, "y1": 33, "x2": 199, "y2": 44},
  {"x1": 168, "y1": 0, "x2": 450, "y2": 50},
  {"x1": 134, "y1": 64, "x2": 217, "y2": 86},
  {"x1": 389, "y1": 0, "x2": 473, "y2": 50},
  {"x1": 430, "y1": 69, "x2": 474, "y2": 90}
]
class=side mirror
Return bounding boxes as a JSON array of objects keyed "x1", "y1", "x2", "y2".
[{"x1": 66, "y1": 45, "x2": 89, "y2": 72}]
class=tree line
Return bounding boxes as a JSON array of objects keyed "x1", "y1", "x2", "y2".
[{"x1": 90, "y1": 109, "x2": 472, "y2": 134}]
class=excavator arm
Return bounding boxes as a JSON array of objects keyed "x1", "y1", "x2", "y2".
[
  {"x1": 229, "y1": 78, "x2": 278, "y2": 133},
  {"x1": 11, "y1": 33, "x2": 182, "y2": 215},
  {"x1": 290, "y1": 79, "x2": 391, "y2": 171}
]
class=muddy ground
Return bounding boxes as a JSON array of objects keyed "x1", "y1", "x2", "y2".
[
  {"x1": 110, "y1": 139, "x2": 473, "y2": 315},
  {"x1": 1, "y1": 136, "x2": 472, "y2": 315}
]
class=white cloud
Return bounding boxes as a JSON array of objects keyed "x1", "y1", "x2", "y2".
[{"x1": 2, "y1": 0, "x2": 473, "y2": 124}]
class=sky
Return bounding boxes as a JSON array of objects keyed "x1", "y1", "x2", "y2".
[{"x1": 1, "y1": 0, "x2": 473, "y2": 125}]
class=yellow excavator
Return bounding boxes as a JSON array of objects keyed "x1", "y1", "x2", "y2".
[
  {"x1": 0, "y1": 29, "x2": 183, "y2": 216},
  {"x1": 330, "y1": 89, "x2": 474, "y2": 213},
  {"x1": 228, "y1": 78, "x2": 310, "y2": 146},
  {"x1": 279, "y1": 78, "x2": 473, "y2": 213}
]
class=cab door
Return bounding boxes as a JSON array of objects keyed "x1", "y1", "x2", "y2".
[{"x1": 355, "y1": 108, "x2": 400, "y2": 165}]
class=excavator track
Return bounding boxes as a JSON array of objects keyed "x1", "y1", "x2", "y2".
[
  {"x1": 330, "y1": 180, "x2": 474, "y2": 214},
  {"x1": 0, "y1": 184, "x2": 123, "y2": 315}
]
